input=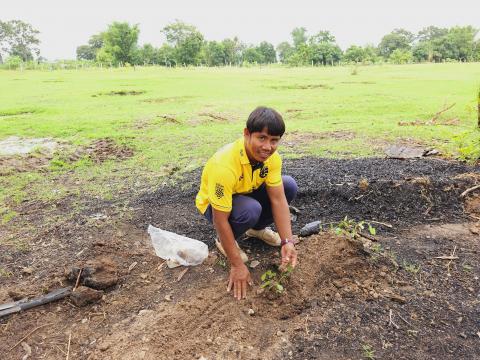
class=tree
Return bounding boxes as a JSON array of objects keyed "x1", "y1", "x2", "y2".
[
  {"x1": 308, "y1": 31, "x2": 342, "y2": 65},
  {"x1": 291, "y1": 27, "x2": 307, "y2": 49},
  {"x1": 389, "y1": 48, "x2": 413, "y2": 64},
  {"x1": 0, "y1": 20, "x2": 40, "y2": 62},
  {"x1": 155, "y1": 44, "x2": 176, "y2": 66},
  {"x1": 242, "y1": 46, "x2": 264, "y2": 64},
  {"x1": 102, "y1": 22, "x2": 139, "y2": 65},
  {"x1": 378, "y1": 29, "x2": 414, "y2": 58},
  {"x1": 162, "y1": 20, "x2": 204, "y2": 65},
  {"x1": 257, "y1": 41, "x2": 276, "y2": 63},
  {"x1": 344, "y1": 45, "x2": 366, "y2": 63},
  {"x1": 76, "y1": 45, "x2": 96, "y2": 60},
  {"x1": 276, "y1": 42, "x2": 294, "y2": 63},
  {"x1": 137, "y1": 43, "x2": 156, "y2": 64},
  {"x1": 203, "y1": 41, "x2": 225, "y2": 66},
  {"x1": 76, "y1": 33, "x2": 104, "y2": 61}
]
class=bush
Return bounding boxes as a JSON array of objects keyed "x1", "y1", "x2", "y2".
[{"x1": 4, "y1": 56, "x2": 23, "y2": 70}]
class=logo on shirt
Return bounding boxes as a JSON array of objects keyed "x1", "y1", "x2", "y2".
[
  {"x1": 260, "y1": 166, "x2": 269, "y2": 178},
  {"x1": 215, "y1": 183, "x2": 224, "y2": 199},
  {"x1": 240, "y1": 149, "x2": 244, "y2": 157},
  {"x1": 238, "y1": 174, "x2": 244, "y2": 181}
]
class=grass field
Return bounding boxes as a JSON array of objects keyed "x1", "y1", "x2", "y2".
[{"x1": 1, "y1": 63, "x2": 480, "y2": 222}]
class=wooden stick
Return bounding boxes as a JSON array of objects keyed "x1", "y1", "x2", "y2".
[
  {"x1": 461, "y1": 185, "x2": 480, "y2": 198},
  {"x1": 358, "y1": 232, "x2": 378, "y2": 242},
  {"x1": 365, "y1": 220, "x2": 393, "y2": 228},
  {"x1": 9, "y1": 323, "x2": 52, "y2": 351},
  {"x1": 396, "y1": 312, "x2": 414, "y2": 327},
  {"x1": 73, "y1": 268, "x2": 83, "y2": 292},
  {"x1": 435, "y1": 255, "x2": 459, "y2": 260},
  {"x1": 66, "y1": 332, "x2": 72, "y2": 360}
]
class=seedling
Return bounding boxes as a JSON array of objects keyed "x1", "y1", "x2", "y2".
[
  {"x1": 334, "y1": 216, "x2": 376, "y2": 239},
  {"x1": 260, "y1": 265, "x2": 294, "y2": 294},
  {"x1": 362, "y1": 344, "x2": 375, "y2": 359}
]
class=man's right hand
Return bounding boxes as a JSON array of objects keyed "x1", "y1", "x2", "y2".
[{"x1": 227, "y1": 263, "x2": 252, "y2": 300}]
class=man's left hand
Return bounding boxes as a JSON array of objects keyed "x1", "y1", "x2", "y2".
[{"x1": 280, "y1": 243, "x2": 297, "y2": 271}]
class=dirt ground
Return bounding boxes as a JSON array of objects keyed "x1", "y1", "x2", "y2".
[{"x1": 1, "y1": 158, "x2": 479, "y2": 359}]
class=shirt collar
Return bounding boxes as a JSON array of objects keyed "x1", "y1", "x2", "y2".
[{"x1": 238, "y1": 138, "x2": 250, "y2": 165}]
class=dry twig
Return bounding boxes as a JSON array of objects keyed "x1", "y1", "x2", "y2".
[
  {"x1": 73, "y1": 268, "x2": 83, "y2": 291},
  {"x1": 9, "y1": 323, "x2": 52, "y2": 351},
  {"x1": 389, "y1": 309, "x2": 400, "y2": 329},
  {"x1": 177, "y1": 268, "x2": 189, "y2": 282},
  {"x1": 66, "y1": 332, "x2": 72, "y2": 360},
  {"x1": 365, "y1": 220, "x2": 393, "y2": 228},
  {"x1": 461, "y1": 185, "x2": 480, "y2": 198},
  {"x1": 447, "y1": 246, "x2": 457, "y2": 275}
]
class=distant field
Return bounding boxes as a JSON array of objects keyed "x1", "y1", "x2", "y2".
[{"x1": 1, "y1": 63, "x2": 479, "y2": 218}]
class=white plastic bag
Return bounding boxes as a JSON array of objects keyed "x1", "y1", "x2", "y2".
[{"x1": 147, "y1": 225, "x2": 208, "y2": 267}]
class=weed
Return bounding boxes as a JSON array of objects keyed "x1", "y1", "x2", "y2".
[
  {"x1": 402, "y1": 260, "x2": 421, "y2": 274},
  {"x1": 215, "y1": 258, "x2": 226, "y2": 269},
  {"x1": 1, "y1": 208, "x2": 17, "y2": 224},
  {"x1": 362, "y1": 344, "x2": 375, "y2": 359},
  {"x1": 260, "y1": 265, "x2": 294, "y2": 294},
  {"x1": 0, "y1": 267, "x2": 13, "y2": 277},
  {"x1": 462, "y1": 263, "x2": 473, "y2": 272}
]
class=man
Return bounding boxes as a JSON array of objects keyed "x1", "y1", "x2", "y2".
[{"x1": 196, "y1": 106, "x2": 298, "y2": 300}]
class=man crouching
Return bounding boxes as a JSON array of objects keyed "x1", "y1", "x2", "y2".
[{"x1": 195, "y1": 106, "x2": 298, "y2": 300}]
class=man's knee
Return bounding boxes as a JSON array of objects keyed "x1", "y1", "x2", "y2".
[
  {"x1": 233, "y1": 199, "x2": 262, "y2": 228},
  {"x1": 282, "y1": 175, "x2": 298, "y2": 203}
]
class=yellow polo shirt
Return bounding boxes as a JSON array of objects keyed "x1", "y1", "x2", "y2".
[{"x1": 195, "y1": 137, "x2": 283, "y2": 214}]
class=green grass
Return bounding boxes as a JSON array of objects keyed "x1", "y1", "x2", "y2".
[{"x1": 0, "y1": 63, "x2": 479, "y2": 211}]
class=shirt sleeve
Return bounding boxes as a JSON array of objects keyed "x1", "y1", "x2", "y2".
[
  {"x1": 208, "y1": 166, "x2": 236, "y2": 212},
  {"x1": 266, "y1": 152, "x2": 283, "y2": 187}
]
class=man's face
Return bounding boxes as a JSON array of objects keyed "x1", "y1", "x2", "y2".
[{"x1": 244, "y1": 127, "x2": 281, "y2": 163}]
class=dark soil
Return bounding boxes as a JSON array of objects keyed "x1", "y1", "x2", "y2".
[{"x1": 1, "y1": 157, "x2": 479, "y2": 360}]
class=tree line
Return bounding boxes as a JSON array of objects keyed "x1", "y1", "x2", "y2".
[{"x1": 1, "y1": 19, "x2": 479, "y2": 68}]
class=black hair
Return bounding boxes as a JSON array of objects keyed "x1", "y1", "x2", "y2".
[{"x1": 246, "y1": 106, "x2": 285, "y2": 137}]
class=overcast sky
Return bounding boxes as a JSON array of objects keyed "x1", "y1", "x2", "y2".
[{"x1": 3, "y1": 0, "x2": 480, "y2": 60}]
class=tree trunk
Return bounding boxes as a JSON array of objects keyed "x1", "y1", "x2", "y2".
[{"x1": 478, "y1": 87, "x2": 480, "y2": 128}]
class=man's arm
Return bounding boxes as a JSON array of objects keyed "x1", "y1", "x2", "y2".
[
  {"x1": 266, "y1": 185, "x2": 298, "y2": 269},
  {"x1": 212, "y1": 208, "x2": 252, "y2": 300}
]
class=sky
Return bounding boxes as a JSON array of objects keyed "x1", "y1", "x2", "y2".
[{"x1": 2, "y1": 0, "x2": 480, "y2": 60}]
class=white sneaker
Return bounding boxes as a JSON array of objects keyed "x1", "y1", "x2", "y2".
[
  {"x1": 245, "y1": 227, "x2": 281, "y2": 247},
  {"x1": 215, "y1": 238, "x2": 249, "y2": 263}
]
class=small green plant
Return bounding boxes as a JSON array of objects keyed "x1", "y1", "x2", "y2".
[
  {"x1": 0, "y1": 267, "x2": 13, "y2": 277},
  {"x1": 362, "y1": 344, "x2": 375, "y2": 359},
  {"x1": 334, "y1": 216, "x2": 376, "y2": 239},
  {"x1": 402, "y1": 260, "x2": 421, "y2": 274},
  {"x1": 260, "y1": 265, "x2": 293, "y2": 294},
  {"x1": 462, "y1": 263, "x2": 473, "y2": 272},
  {"x1": 215, "y1": 257, "x2": 226, "y2": 269}
]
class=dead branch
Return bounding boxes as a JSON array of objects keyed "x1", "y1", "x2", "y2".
[
  {"x1": 358, "y1": 232, "x2": 378, "y2": 242},
  {"x1": 430, "y1": 103, "x2": 456, "y2": 122},
  {"x1": 460, "y1": 185, "x2": 480, "y2": 198},
  {"x1": 9, "y1": 323, "x2": 53, "y2": 351}
]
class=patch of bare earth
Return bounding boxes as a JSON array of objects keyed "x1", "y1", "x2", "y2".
[{"x1": 69, "y1": 138, "x2": 134, "y2": 163}]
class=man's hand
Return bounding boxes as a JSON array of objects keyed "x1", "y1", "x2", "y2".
[
  {"x1": 227, "y1": 263, "x2": 252, "y2": 300},
  {"x1": 280, "y1": 243, "x2": 297, "y2": 271}
]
